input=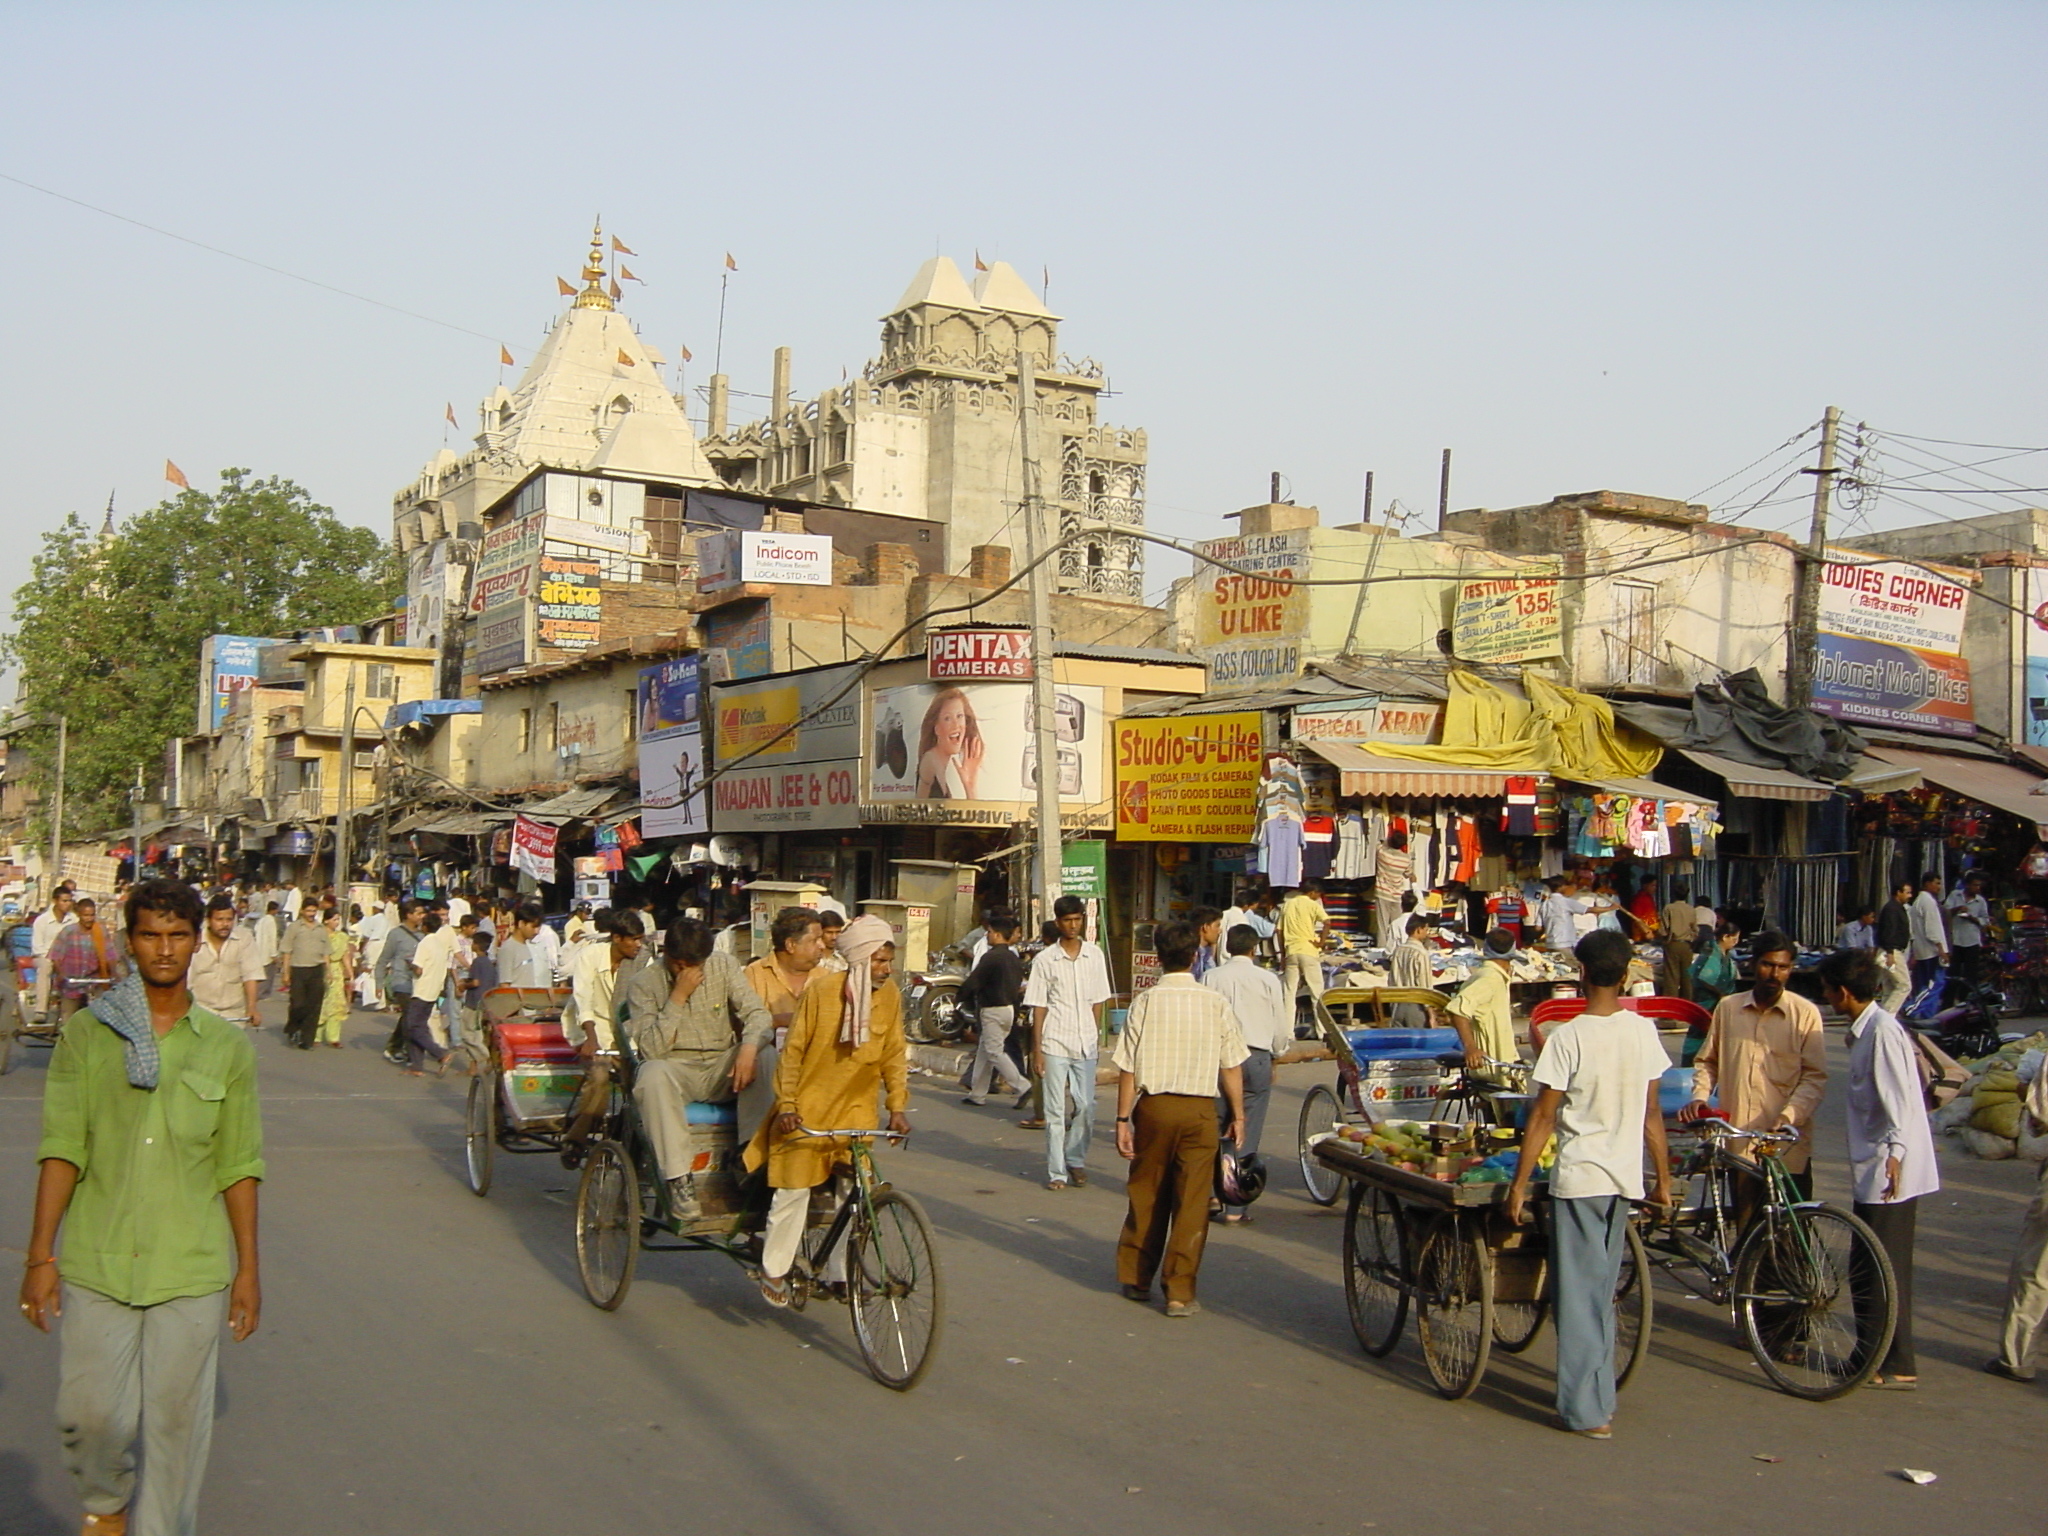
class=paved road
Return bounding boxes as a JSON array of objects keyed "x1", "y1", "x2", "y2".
[{"x1": 1, "y1": 996, "x2": 2042, "y2": 1536}]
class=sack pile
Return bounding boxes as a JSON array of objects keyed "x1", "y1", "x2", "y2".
[{"x1": 1932, "y1": 1035, "x2": 2048, "y2": 1161}]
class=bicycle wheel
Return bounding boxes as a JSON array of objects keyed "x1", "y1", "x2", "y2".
[
  {"x1": 847, "y1": 1189, "x2": 944, "y2": 1390},
  {"x1": 1298, "y1": 1084, "x2": 1345, "y2": 1206},
  {"x1": 1733, "y1": 1203, "x2": 1892, "y2": 1400},
  {"x1": 464, "y1": 1073, "x2": 497, "y2": 1196},
  {"x1": 1414, "y1": 1216, "x2": 1493, "y2": 1399},
  {"x1": 0, "y1": 1026, "x2": 14, "y2": 1077},
  {"x1": 1615, "y1": 1219, "x2": 1653, "y2": 1389},
  {"x1": 574, "y1": 1139, "x2": 640, "y2": 1311},
  {"x1": 1342, "y1": 1183, "x2": 1409, "y2": 1356},
  {"x1": 1491, "y1": 1293, "x2": 1547, "y2": 1354}
]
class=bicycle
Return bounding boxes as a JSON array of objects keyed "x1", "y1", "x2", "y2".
[
  {"x1": 1430, "y1": 1055, "x2": 1533, "y2": 1131},
  {"x1": 1639, "y1": 1115, "x2": 1895, "y2": 1400}
]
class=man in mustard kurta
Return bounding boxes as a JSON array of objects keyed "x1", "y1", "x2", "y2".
[
  {"x1": 1686, "y1": 928, "x2": 1828, "y2": 1193},
  {"x1": 744, "y1": 914, "x2": 909, "y2": 1307}
]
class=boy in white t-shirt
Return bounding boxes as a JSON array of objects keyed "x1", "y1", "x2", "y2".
[{"x1": 1508, "y1": 928, "x2": 1671, "y2": 1439}]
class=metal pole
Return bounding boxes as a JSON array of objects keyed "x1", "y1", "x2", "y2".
[
  {"x1": 1437, "y1": 448, "x2": 1453, "y2": 528},
  {"x1": 335, "y1": 670, "x2": 358, "y2": 896},
  {"x1": 1018, "y1": 349, "x2": 1063, "y2": 926},
  {"x1": 131, "y1": 764, "x2": 144, "y2": 890},
  {"x1": 1787, "y1": 406, "x2": 1842, "y2": 710},
  {"x1": 46, "y1": 714, "x2": 66, "y2": 899}
]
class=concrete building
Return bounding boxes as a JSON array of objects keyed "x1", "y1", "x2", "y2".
[{"x1": 698, "y1": 257, "x2": 1148, "y2": 597}]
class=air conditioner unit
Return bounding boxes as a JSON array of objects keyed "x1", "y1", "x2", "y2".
[{"x1": 352, "y1": 752, "x2": 378, "y2": 770}]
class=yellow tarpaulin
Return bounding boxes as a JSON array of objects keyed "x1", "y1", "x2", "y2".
[{"x1": 1360, "y1": 670, "x2": 1661, "y2": 780}]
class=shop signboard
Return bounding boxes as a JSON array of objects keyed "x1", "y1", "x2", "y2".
[
  {"x1": 637, "y1": 656, "x2": 708, "y2": 839},
  {"x1": 702, "y1": 601, "x2": 773, "y2": 681},
  {"x1": 709, "y1": 664, "x2": 863, "y2": 831},
  {"x1": 199, "y1": 635, "x2": 266, "y2": 732},
  {"x1": 1059, "y1": 839, "x2": 1107, "y2": 899},
  {"x1": 536, "y1": 554, "x2": 602, "y2": 651},
  {"x1": 510, "y1": 814, "x2": 558, "y2": 883},
  {"x1": 1192, "y1": 530, "x2": 1311, "y2": 694},
  {"x1": 2027, "y1": 569, "x2": 2048, "y2": 750},
  {"x1": 469, "y1": 513, "x2": 545, "y2": 614},
  {"x1": 927, "y1": 627, "x2": 1034, "y2": 681},
  {"x1": 404, "y1": 541, "x2": 455, "y2": 655},
  {"x1": 1813, "y1": 552, "x2": 1974, "y2": 737},
  {"x1": 697, "y1": 530, "x2": 834, "y2": 592},
  {"x1": 1290, "y1": 700, "x2": 1444, "y2": 747},
  {"x1": 266, "y1": 830, "x2": 315, "y2": 856},
  {"x1": 864, "y1": 680, "x2": 1106, "y2": 826},
  {"x1": 1451, "y1": 574, "x2": 1561, "y2": 665},
  {"x1": 1112, "y1": 712, "x2": 1264, "y2": 842}
]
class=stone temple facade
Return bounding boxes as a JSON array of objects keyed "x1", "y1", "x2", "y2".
[{"x1": 698, "y1": 257, "x2": 1148, "y2": 596}]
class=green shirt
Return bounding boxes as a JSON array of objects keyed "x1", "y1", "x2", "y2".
[
  {"x1": 37, "y1": 1000, "x2": 265, "y2": 1306},
  {"x1": 1448, "y1": 962, "x2": 1517, "y2": 1065}
]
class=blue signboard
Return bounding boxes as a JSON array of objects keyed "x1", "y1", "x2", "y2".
[{"x1": 206, "y1": 635, "x2": 267, "y2": 731}]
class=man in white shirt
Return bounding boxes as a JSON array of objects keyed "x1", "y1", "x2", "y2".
[
  {"x1": 1219, "y1": 891, "x2": 1275, "y2": 945},
  {"x1": 532, "y1": 914, "x2": 565, "y2": 983},
  {"x1": 445, "y1": 890, "x2": 472, "y2": 928},
  {"x1": 1202, "y1": 923, "x2": 1291, "y2": 1222},
  {"x1": 1943, "y1": 871, "x2": 1992, "y2": 1001},
  {"x1": 247, "y1": 900, "x2": 281, "y2": 997},
  {"x1": 1024, "y1": 895, "x2": 1114, "y2": 1190},
  {"x1": 497, "y1": 903, "x2": 554, "y2": 990},
  {"x1": 190, "y1": 894, "x2": 264, "y2": 1027},
  {"x1": 1508, "y1": 929, "x2": 1671, "y2": 1438},
  {"x1": 29, "y1": 889, "x2": 76, "y2": 1022},
  {"x1": 353, "y1": 901, "x2": 394, "y2": 1009},
  {"x1": 562, "y1": 911, "x2": 653, "y2": 1148},
  {"x1": 1538, "y1": 876, "x2": 1588, "y2": 953},
  {"x1": 1906, "y1": 873, "x2": 1948, "y2": 1005},
  {"x1": 281, "y1": 884, "x2": 304, "y2": 922}
]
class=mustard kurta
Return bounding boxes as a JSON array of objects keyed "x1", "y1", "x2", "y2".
[{"x1": 743, "y1": 974, "x2": 907, "y2": 1189}]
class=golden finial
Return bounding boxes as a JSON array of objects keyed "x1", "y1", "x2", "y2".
[{"x1": 575, "y1": 218, "x2": 614, "y2": 310}]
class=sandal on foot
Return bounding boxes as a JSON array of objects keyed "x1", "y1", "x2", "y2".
[{"x1": 758, "y1": 1271, "x2": 792, "y2": 1309}]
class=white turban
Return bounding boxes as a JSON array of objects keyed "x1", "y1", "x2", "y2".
[{"x1": 834, "y1": 914, "x2": 895, "y2": 1047}]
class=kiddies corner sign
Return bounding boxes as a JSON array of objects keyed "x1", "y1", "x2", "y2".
[
  {"x1": 1113, "y1": 713, "x2": 1264, "y2": 842},
  {"x1": 1812, "y1": 551, "x2": 1975, "y2": 738}
]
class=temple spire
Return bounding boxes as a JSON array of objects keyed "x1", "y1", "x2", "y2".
[{"x1": 573, "y1": 220, "x2": 614, "y2": 311}]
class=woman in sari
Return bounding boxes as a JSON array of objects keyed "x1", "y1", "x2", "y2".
[{"x1": 317, "y1": 906, "x2": 354, "y2": 1048}]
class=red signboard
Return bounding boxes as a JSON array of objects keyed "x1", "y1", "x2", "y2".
[
  {"x1": 510, "y1": 815, "x2": 559, "y2": 883},
  {"x1": 927, "y1": 627, "x2": 1034, "y2": 681}
]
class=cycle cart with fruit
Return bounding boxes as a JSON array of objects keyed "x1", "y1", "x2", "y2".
[
  {"x1": 1311, "y1": 1132, "x2": 1653, "y2": 1401},
  {"x1": 1295, "y1": 990, "x2": 1456, "y2": 1206},
  {"x1": 0, "y1": 956, "x2": 61, "y2": 1076}
]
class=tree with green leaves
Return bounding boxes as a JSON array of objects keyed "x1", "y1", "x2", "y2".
[{"x1": 5, "y1": 469, "x2": 401, "y2": 834}]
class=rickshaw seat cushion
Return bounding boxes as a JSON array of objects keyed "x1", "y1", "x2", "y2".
[
  {"x1": 686, "y1": 1101, "x2": 738, "y2": 1127},
  {"x1": 493, "y1": 1019, "x2": 577, "y2": 1064},
  {"x1": 1344, "y1": 1026, "x2": 1461, "y2": 1063}
]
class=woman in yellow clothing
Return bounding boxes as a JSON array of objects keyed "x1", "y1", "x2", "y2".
[
  {"x1": 743, "y1": 914, "x2": 910, "y2": 1306},
  {"x1": 317, "y1": 908, "x2": 353, "y2": 1048}
]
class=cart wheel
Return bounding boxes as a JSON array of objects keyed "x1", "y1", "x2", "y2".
[
  {"x1": 1615, "y1": 1219, "x2": 1653, "y2": 1389},
  {"x1": 1491, "y1": 1294, "x2": 1547, "y2": 1354},
  {"x1": 574, "y1": 1139, "x2": 641, "y2": 1311},
  {"x1": 848, "y1": 1189, "x2": 944, "y2": 1391},
  {"x1": 1414, "y1": 1216, "x2": 1493, "y2": 1400},
  {"x1": 1342, "y1": 1183, "x2": 1408, "y2": 1357},
  {"x1": 1298, "y1": 1084, "x2": 1345, "y2": 1206},
  {"x1": 464, "y1": 1074, "x2": 497, "y2": 1197},
  {"x1": 1733, "y1": 1203, "x2": 1892, "y2": 1401}
]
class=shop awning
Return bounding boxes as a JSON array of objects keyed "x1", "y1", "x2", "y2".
[
  {"x1": 415, "y1": 811, "x2": 508, "y2": 836},
  {"x1": 1671, "y1": 747, "x2": 1834, "y2": 803},
  {"x1": 1564, "y1": 775, "x2": 1718, "y2": 811},
  {"x1": 518, "y1": 786, "x2": 625, "y2": 822},
  {"x1": 1864, "y1": 748, "x2": 2048, "y2": 829},
  {"x1": 1301, "y1": 742, "x2": 1532, "y2": 798}
]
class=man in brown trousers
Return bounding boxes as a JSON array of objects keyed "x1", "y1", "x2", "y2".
[{"x1": 1112, "y1": 918, "x2": 1247, "y2": 1317}]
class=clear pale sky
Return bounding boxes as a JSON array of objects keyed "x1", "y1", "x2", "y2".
[{"x1": 4, "y1": 2, "x2": 2043, "y2": 617}]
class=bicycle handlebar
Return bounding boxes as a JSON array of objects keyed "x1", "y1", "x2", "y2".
[
  {"x1": 793, "y1": 1125, "x2": 906, "y2": 1141},
  {"x1": 1697, "y1": 1117, "x2": 1801, "y2": 1146}
]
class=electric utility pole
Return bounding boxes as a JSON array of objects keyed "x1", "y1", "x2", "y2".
[
  {"x1": 334, "y1": 669, "x2": 358, "y2": 893},
  {"x1": 1017, "y1": 349, "x2": 1063, "y2": 927},
  {"x1": 1787, "y1": 405, "x2": 1842, "y2": 709},
  {"x1": 46, "y1": 715, "x2": 66, "y2": 899}
]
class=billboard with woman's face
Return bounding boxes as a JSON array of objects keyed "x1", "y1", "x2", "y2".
[{"x1": 865, "y1": 681, "x2": 1103, "y2": 814}]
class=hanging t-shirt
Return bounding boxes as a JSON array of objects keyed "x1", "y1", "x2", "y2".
[
  {"x1": 1300, "y1": 814, "x2": 1336, "y2": 880},
  {"x1": 1334, "y1": 813, "x2": 1370, "y2": 880},
  {"x1": 1258, "y1": 814, "x2": 1305, "y2": 888}
]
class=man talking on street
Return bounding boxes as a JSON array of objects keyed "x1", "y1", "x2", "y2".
[
  {"x1": 188, "y1": 894, "x2": 264, "y2": 1031},
  {"x1": 19, "y1": 878, "x2": 263, "y2": 1536}
]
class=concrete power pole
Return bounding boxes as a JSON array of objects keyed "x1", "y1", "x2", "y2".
[
  {"x1": 334, "y1": 669, "x2": 358, "y2": 894},
  {"x1": 1787, "y1": 406, "x2": 1843, "y2": 709},
  {"x1": 130, "y1": 765, "x2": 145, "y2": 889},
  {"x1": 46, "y1": 715, "x2": 66, "y2": 899},
  {"x1": 1017, "y1": 350, "x2": 1064, "y2": 929}
]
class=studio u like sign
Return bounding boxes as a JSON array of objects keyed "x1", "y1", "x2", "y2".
[{"x1": 927, "y1": 627, "x2": 1033, "y2": 681}]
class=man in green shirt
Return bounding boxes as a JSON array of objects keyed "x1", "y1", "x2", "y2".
[
  {"x1": 18, "y1": 879, "x2": 264, "y2": 1536},
  {"x1": 1447, "y1": 928, "x2": 1521, "y2": 1070}
]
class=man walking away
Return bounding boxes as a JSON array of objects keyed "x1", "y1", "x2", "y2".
[
  {"x1": 1203, "y1": 923, "x2": 1290, "y2": 1224},
  {"x1": 959, "y1": 914, "x2": 1030, "y2": 1107},
  {"x1": 1279, "y1": 881, "x2": 1330, "y2": 1009},
  {"x1": 1658, "y1": 886, "x2": 1697, "y2": 1001},
  {"x1": 30, "y1": 887, "x2": 76, "y2": 1022},
  {"x1": 1387, "y1": 914, "x2": 1434, "y2": 1028},
  {"x1": 1817, "y1": 947, "x2": 1937, "y2": 1389},
  {"x1": 1113, "y1": 919, "x2": 1247, "y2": 1315},
  {"x1": 19, "y1": 879, "x2": 263, "y2": 1536},
  {"x1": 1984, "y1": 1059, "x2": 2048, "y2": 1383},
  {"x1": 189, "y1": 894, "x2": 263, "y2": 1029},
  {"x1": 376, "y1": 900, "x2": 424, "y2": 1066},
  {"x1": 282, "y1": 902, "x2": 329, "y2": 1049},
  {"x1": 1508, "y1": 929, "x2": 1670, "y2": 1439},
  {"x1": 1906, "y1": 873, "x2": 1948, "y2": 1007},
  {"x1": 1024, "y1": 895, "x2": 1113, "y2": 1189},
  {"x1": 1874, "y1": 879, "x2": 1913, "y2": 1015}
]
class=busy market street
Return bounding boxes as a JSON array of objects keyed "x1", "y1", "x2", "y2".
[{"x1": 1, "y1": 994, "x2": 2040, "y2": 1536}]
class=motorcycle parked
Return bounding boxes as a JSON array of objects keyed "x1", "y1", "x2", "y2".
[
  {"x1": 901, "y1": 936, "x2": 976, "y2": 1045},
  {"x1": 1908, "y1": 977, "x2": 2007, "y2": 1064}
]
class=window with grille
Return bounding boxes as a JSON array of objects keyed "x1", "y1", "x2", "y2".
[
  {"x1": 643, "y1": 493, "x2": 685, "y2": 580},
  {"x1": 364, "y1": 664, "x2": 398, "y2": 700}
]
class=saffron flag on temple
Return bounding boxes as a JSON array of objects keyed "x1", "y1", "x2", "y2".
[
  {"x1": 556, "y1": 276, "x2": 576, "y2": 296},
  {"x1": 619, "y1": 265, "x2": 642, "y2": 283},
  {"x1": 611, "y1": 236, "x2": 636, "y2": 255},
  {"x1": 973, "y1": 250, "x2": 988, "y2": 271},
  {"x1": 723, "y1": 252, "x2": 737, "y2": 271},
  {"x1": 445, "y1": 403, "x2": 458, "y2": 427},
  {"x1": 608, "y1": 278, "x2": 622, "y2": 301},
  {"x1": 616, "y1": 349, "x2": 635, "y2": 366},
  {"x1": 164, "y1": 460, "x2": 189, "y2": 489},
  {"x1": 500, "y1": 345, "x2": 515, "y2": 366}
]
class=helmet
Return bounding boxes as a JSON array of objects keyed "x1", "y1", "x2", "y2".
[{"x1": 1214, "y1": 1144, "x2": 1267, "y2": 1206}]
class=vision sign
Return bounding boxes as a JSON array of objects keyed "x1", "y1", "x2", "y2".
[{"x1": 927, "y1": 628, "x2": 1034, "y2": 680}]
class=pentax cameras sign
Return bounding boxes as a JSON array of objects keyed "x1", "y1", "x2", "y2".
[
  {"x1": 699, "y1": 530, "x2": 834, "y2": 591},
  {"x1": 927, "y1": 627, "x2": 1034, "y2": 681}
]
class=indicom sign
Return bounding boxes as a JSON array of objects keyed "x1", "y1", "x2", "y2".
[{"x1": 928, "y1": 628, "x2": 1034, "y2": 680}]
